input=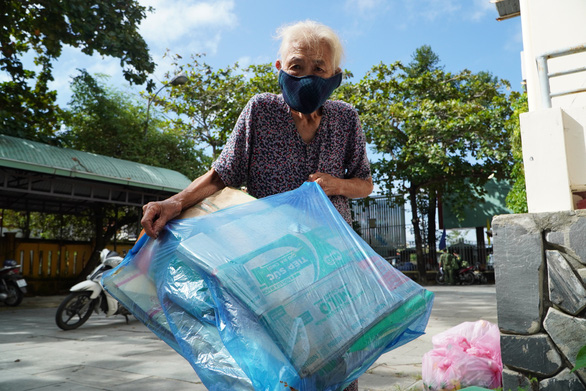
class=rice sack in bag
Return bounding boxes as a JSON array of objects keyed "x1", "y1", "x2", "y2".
[
  {"x1": 102, "y1": 188, "x2": 256, "y2": 390},
  {"x1": 177, "y1": 182, "x2": 434, "y2": 391}
]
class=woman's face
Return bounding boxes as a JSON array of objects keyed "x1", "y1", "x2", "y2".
[{"x1": 276, "y1": 41, "x2": 340, "y2": 78}]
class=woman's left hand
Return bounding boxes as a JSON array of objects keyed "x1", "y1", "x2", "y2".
[
  {"x1": 308, "y1": 172, "x2": 373, "y2": 198},
  {"x1": 308, "y1": 172, "x2": 340, "y2": 196}
]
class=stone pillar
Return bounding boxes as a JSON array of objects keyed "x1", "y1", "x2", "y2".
[{"x1": 493, "y1": 211, "x2": 586, "y2": 390}]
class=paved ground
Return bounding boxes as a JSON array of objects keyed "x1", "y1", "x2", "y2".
[{"x1": 0, "y1": 284, "x2": 497, "y2": 391}]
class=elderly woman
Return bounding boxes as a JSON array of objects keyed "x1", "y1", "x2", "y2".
[{"x1": 142, "y1": 20, "x2": 372, "y2": 391}]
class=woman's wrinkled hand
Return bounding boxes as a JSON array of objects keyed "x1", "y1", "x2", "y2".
[
  {"x1": 308, "y1": 173, "x2": 373, "y2": 199},
  {"x1": 308, "y1": 172, "x2": 340, "y2": 196},
  {"x1": 141, "y1": 199, "x2": 183, "y2": 238}
]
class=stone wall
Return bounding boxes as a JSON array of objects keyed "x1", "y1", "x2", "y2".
[{"x1": 493, "y1": 210, "x2": 586, "y2": 390}]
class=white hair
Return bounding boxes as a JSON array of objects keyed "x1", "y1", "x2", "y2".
[{"x1": 275, "y1": 20, "x2": 344, "y2": 70}]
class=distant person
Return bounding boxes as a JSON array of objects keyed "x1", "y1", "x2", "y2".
[
  {"x1": 453, "y1": 251, "x2": 460, "y2": 264},
  {"x1": 440, "y1": 250, "x2": 458, "y2": 285}
]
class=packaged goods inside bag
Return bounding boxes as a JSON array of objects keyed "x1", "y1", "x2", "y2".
[{"x1": 102, "y1": 182, "x2": 434, "y2": 391}]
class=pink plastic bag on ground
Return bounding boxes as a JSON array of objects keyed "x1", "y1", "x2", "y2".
[{"x1": 422, "y1": 320, "x2": 502, "y2": 390}]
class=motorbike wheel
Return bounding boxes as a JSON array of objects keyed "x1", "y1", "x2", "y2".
[
  {"x1": 3, "y1": 282, "x2": 24, "y2": 306},
  {"x1": 463, "y1": 272, "x2": 476, "y2": 285},
  {"x1": 435, "y1": 271, "x2": 445, "y2": 285},
  {"x1": 55, "y1": 291, "x2": 96, "y2": 330}
]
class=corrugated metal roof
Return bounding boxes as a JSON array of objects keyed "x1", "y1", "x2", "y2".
[
  {"x1": 0, "y1": 134, "x2": 192, "y2": 192},
  {"x1": 492, "y1": 0, "x2": 520, "y2": 21}
]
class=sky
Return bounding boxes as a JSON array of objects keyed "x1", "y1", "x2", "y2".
[{"x1": 37, "y1": 0, "x2": 524, "y2": 107}]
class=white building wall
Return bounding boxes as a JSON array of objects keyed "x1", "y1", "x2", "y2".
[
  {"x1": 520, "y1": 0, "x2": 586, "y2": 111},
  {"x1": 519, "y1": 0, "x2": 586, "y2": 212}
]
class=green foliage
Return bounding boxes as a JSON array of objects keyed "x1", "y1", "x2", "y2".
[
  {"x1": 344, "y1": 46, "x2": 515, "y2": 277},
  {"x1": 572, "y1": 344, "x2": 586, "y2": 373},
  {"x1": 447, "y1": 229, "x2": 468, "y2": 245},
  {"x1": 2, "y1": 210, "x2": 95, "y2": 240},
  {"x1": 406, "y1": 45, "x2": 442, "y2": 77},
  {"x1": 1, "y1": 0, "x2": 155, "y2": 140},
  {"x1": 156, "y1": 53, "x2": 280, "y2": 160},
  {"x1": 63, "y1": 70, "x2": 144, "y2": 155},
  {"x1": 356, "y1": 62, "x2": 513, "y2": 202},
  {"x1": 61, "y1": 70, "x2": 208, "y2": 180},
  {"x1": 244, "y1": 63, "x2": 281, "y2": 96},
  {"x1": 505, "y1": 91, "x2": 528, "y2": 213}
]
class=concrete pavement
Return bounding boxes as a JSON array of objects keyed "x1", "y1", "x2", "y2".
[{"x1": 0, "y1": 284, "x2": 497, "y2": 391}]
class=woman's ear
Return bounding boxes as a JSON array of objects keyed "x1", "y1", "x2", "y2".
[{"x1": 275, "y1": 60, "x2": 282, "y2": 71}]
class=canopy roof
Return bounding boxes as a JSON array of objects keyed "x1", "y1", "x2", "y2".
[
  {"x1": 0, "y1": 135, "x2": 192, "y2": 214},
  {"x1": 441, "y1": 179, "x2": 513, "y2": 229}
]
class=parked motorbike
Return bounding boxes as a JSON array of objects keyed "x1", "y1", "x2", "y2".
[
  {"x1": 436, "y1": 264, "x2": 475, "y2": 285},
  {"x1": 55, "y1": 249, "x2": 130, "y2": 330},
  {"x1": 473, "y1": 263, "x2": 488, "y2": 284},
  {"x1": 0, "y1": 259, "x2": 27, "y2": 306}
]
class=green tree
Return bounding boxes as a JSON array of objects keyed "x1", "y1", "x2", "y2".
[
  {"x1": 1, "y1": 0, "x2": 155, "y2": 141},
  {"x1": 2, "y1": 209, "x2": 96, "y2": 241},
  {"x1": 505, "y1": 91, "x2": 528, "y2": 213},
  {"x1": 406, "y1": 45, "x2": 441, "y2": 77},
  {"x1": 62, "y1": 69, "x2": 208, "y2": 180},
  {"x1": 157, "y1": 54, "x2": 280, "y2": 160},
  {"x1": 348, "y1": 47, "x2": 514, "y2": 281},
  {"x1": 59, "y1": 70, "x2": 211, "y2": 278},
  {"x1": 447, "y1": 229, "x2": 468, "y2": 245},
  {"x1": 408, "y1": 46, "x2": 442, "y2": 263}
]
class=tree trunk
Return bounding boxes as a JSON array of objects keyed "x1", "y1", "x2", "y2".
[
  {"x1": 427, "y1": 191, "x2": 437, "y2": 270},
  {"x1": 77, "y1": 206, "x2": 115, "y2": 281},
  {"x1": 74, "y1": 206, "x2": 136, "y2": 282},
  {"x1": 23, "y1": 211, "x2": 31, "y2": 239},
  {"x1": 75, "y1": 207, "x2": 105, "y2": 282},
  {"x1": 476, "y1": 226, "x2": 486, "y2": 267},
  {"x1": 409, "y1": 187, "x2": 426, "y2": 283}
]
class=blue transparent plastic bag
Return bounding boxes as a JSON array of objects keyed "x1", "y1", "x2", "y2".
[
  {"x1": 103, "y1": 182, "x2": 433, "y2": 391},
  {"x1": 102, "y1": 188, "x2": 255, "y2": 391}
]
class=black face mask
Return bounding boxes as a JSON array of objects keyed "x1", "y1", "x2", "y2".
[{"x1": 278, "y1": 70, "x2": 343, "y2": 114}]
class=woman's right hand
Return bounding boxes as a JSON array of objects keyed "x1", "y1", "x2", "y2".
[
  {"x1": 141, "y1": 199, "x2": 183, "y2": 239},
  {"x1": 141, "y1": 168, "x2": 227, "y2": 239}
]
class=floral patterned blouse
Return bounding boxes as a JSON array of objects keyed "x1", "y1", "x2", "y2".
[{"x1": 212, "y1": 93, "x2": 371, "y2": 224}]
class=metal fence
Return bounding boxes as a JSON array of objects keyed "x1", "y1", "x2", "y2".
[
  {"x1": 446, "y1": 240, "x2": 493, "y2": 270},
  {"x1": 350, "y1": 196, "x2": 406, "y2": 258}
]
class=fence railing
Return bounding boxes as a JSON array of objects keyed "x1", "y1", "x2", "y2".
[
  {"x1": 396, "y1": 240, "x2": 493, "y2": 272},
  {"x1": 1, "y1": 238, "x2": 135, "y2": 294},
  {"x1": 536, "y1": 44, "x2": 586, "y2": 108}
]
